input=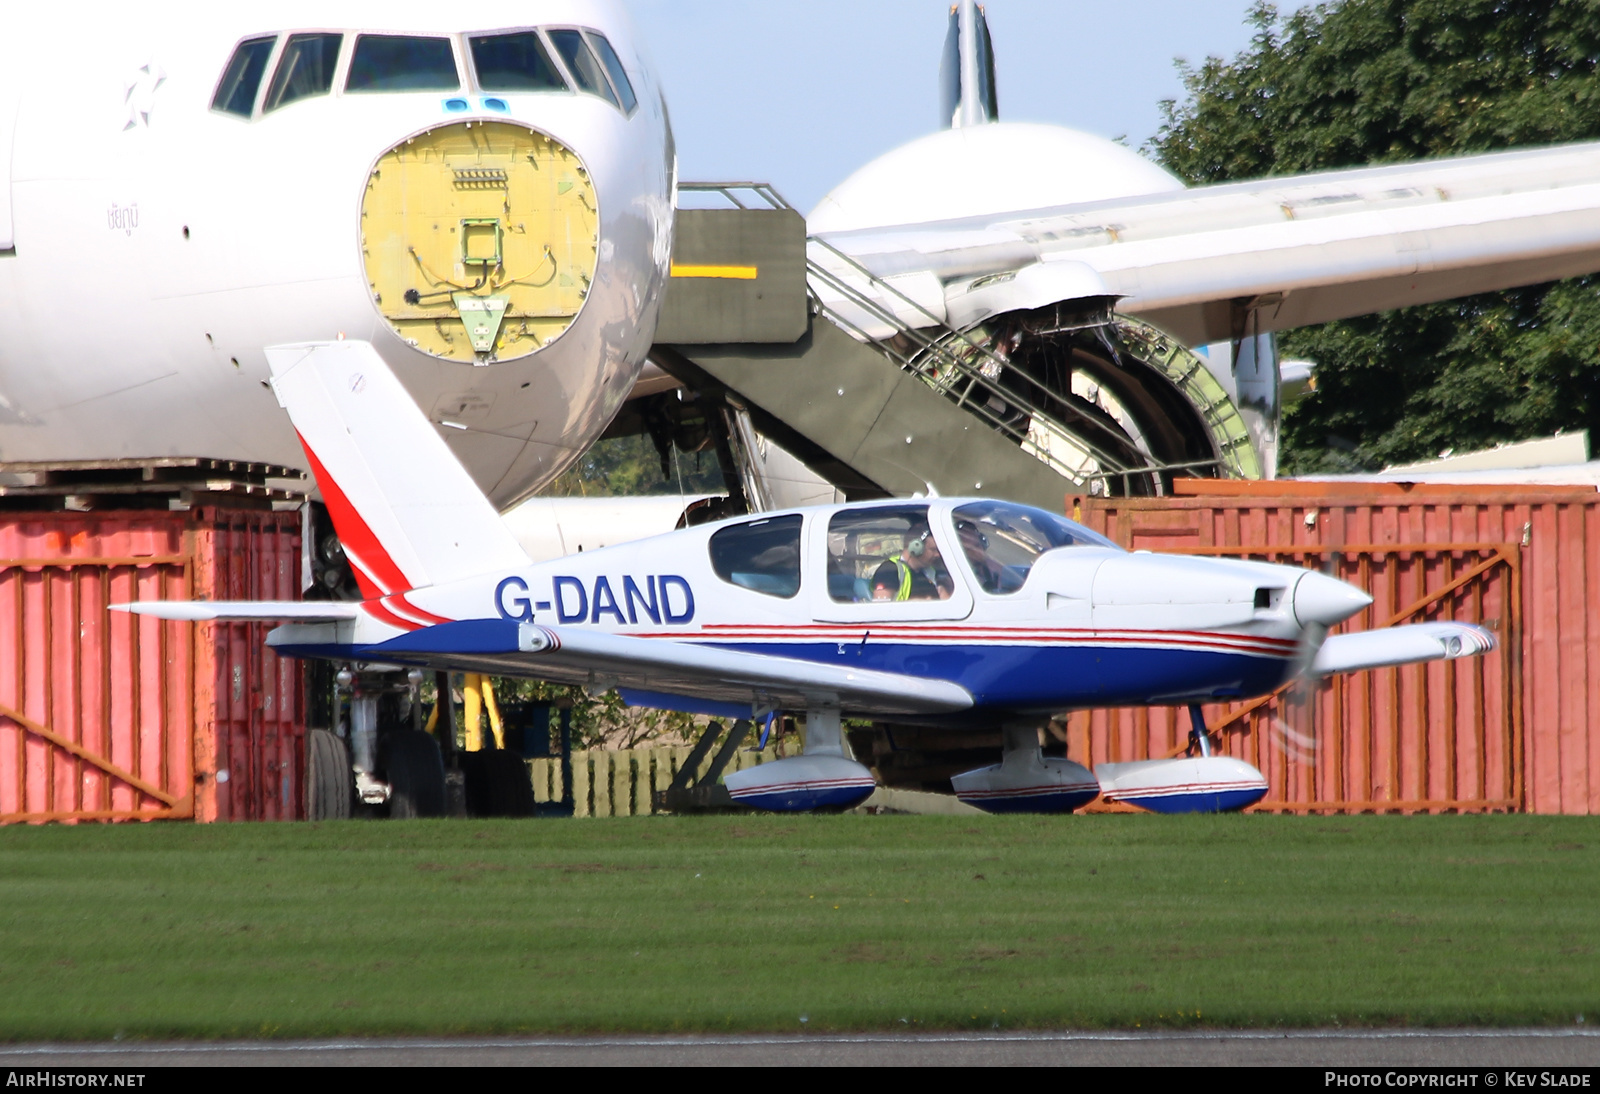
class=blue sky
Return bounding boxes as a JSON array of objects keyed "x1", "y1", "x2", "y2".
[{"x1": 626, "y1": 0, "x2": 1278, "y2": 214}]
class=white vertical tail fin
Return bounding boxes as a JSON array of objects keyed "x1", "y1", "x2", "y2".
[{"x1": 266, "y1": 340, "x2": 529, "y2": 595}]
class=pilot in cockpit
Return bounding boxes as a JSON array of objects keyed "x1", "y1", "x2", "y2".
[{"x1": 869, "y1": 527, "x2": 953, "y2": 601}]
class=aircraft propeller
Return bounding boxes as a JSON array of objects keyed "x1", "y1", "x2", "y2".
[{"x1": 1278, "y1": 524, "x2": 1367, "y2": 761}]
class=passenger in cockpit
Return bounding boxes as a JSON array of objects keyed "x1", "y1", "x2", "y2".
[
  {"x1": 956, "y1": 518, "x2": 1006, "y2": 593},
  {"x1": 870, "y1": 560, "x2": 899, "y2": 601},
  {"x1": 870, "y1": 529, "x2": 952, "y2": 602}
]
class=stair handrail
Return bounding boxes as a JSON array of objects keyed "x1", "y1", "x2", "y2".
[
  {"x1": 676, "y1": 183, "x2": 1225, "y2": 490},
  {"x1": 805, "y1": 239, "x2": 1181, "y2": 486}
]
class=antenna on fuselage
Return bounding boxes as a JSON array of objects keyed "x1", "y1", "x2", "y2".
[{"x1": 940, "y1": 0, "x2": 999, "y2": 129}]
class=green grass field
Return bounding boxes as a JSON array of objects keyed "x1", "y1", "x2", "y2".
[{"x1": 1, "y1": 814, "x2": 1597, "y2": 1039}]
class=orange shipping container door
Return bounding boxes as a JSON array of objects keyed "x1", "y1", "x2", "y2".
[
  {"x1": 0, "y1": 508, "x2": 303, "y2": 823},
  {"x1": 194, "y1": 510, "x2": 304, "y2": 822}
]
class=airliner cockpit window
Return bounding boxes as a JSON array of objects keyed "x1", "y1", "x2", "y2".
[
  {"x1": 951, "y1": 501, "x2": 1122, "y2": 595},
  {"x1": 547, "y1": 29, "x2": 619, "y2": 107},
  {"x1": 263, "y1": 33, "x2": 342, "y2": 112},
  {"x1": 212, "y1": 36, "x2": 276, "y2": 117},
  {"x1": 709, "y1": 515, "x2": 802, "y2": 598},
  {"x1": 585, "y1": 33, "x2": 637, "y2": 113},
  {"x1": 346, "y1": 35, "x2": 460, "y2": 92},
  {"x1": 469, "y1": 32, "x2": 568, "y2": 92}
]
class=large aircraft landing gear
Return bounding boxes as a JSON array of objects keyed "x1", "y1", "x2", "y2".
[
  {"x1": 723, "y1": 705, "x2": 876, "y2": 812},
  {"x1": 950, "y1": 723, "x2": 1101, "y2": 814},
  {"x1": 460, "y1": 750, "x2": 537, "y2": 817},
  {"x1": 304, "y1": 728, "x2": 352, "y2": 821},
  {"x1": 382, "y1": 728, "x2": 448, "y2": 818},
  {"x1": 331, "y1": 667, "x2": 448, "y2": 819}
]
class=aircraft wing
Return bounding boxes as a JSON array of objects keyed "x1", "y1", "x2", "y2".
[
  {"x1": 114, "y1": 601, "x2": 361, "y2": 622},
  {"x1": 1310, "y1": 622, "x2": 1497, "y2": 676},
  {"x1": 812, "y1": 142, "x2": 1600, "y2": 345},
  {"x1": 342, "y1": 619, "x2": 975, "y2": 718}
]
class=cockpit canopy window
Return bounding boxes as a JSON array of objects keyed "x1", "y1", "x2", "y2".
[
  {"x1": 547, "y1": 29, "x2": 618, "y2": 107},
  {"x1": 469, "y1": 31, "x2": 568, "y2": 92},
  {"x1": 709, "y1": 515, "x2": 802, "y2": 598},
  {"x1": 952, "y1": 501, "x2": 1121, "y2": 595},
  {"x1": 346, "y1": 34, "x2": 460, "y2": 93},
  {"x1": 585, "y1": 32, "x2": 637, "y2": 113},
  {"x1": 212, "y1": 36, "x2": 276, "y2": 117},
  {"x1": 263, "y1": 32, "x2": 342, "y2": 112},
  {"x1": 828, "y1": 505, "x2": 954, "y2": 603}
]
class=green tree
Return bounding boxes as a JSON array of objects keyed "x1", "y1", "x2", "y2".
[
  {"x1": 1151, "y1": 0, "x2": 1600, "y2": 472},
  {"x1": 492, "y1": 677, "x2": 705, "y2": 751},
  {"x1": 542, "y1": 432, "x2": 725, "y2": 497},
  {"x1": 426, "y1": 674, "x2": 706, "y2": 751}
]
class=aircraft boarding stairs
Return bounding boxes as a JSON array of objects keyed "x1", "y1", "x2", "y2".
[{"x1": 651, "y1": 184, "x2": 1262, "y2": 505}]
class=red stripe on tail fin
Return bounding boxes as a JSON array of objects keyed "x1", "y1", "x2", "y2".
[{"x1": 297, "y1": 429, "x2": 412, "y2": 598}]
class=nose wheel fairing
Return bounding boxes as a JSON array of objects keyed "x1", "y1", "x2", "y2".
[{"x1": 1095, "y1": 757, "x2": 1269, "y2": 814}]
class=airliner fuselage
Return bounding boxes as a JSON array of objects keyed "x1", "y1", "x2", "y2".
[{"x1": 0, "y1": 2, "x2": 673, "y2": 509}]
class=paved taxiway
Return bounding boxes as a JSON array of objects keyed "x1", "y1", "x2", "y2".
[{"x1": 3, "y1": 1030, "x2": 1598, "y2": 1066}]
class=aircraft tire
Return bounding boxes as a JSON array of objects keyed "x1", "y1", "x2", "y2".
[
  {"x1": 462, "y1": 751, "x2": 537, "y2": 817},
  {"x1": 305, "y1": 728, "x2": 352, "y2": 821},
  {"x1": 383, "y1": 729, "x2": 447, "y2": 819}
]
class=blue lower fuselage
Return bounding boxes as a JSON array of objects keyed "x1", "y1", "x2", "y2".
[
  {"x1": 275, "y1": 632, "x2": 1294, "y2": 726},
  {"x1": 707, "y1": 641, "x2": 1291, "y2": 721}
]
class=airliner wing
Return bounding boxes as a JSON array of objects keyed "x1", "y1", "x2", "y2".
[
  {"x1": 812, "y1": 142, "x2": 1600, "y2": 345},
  {"x1": 1311, "y1": 622, "x2": 1497, "y2": 676},
  {"x1": 336, "y1": 618, "x2": 974, "y2": 718}
]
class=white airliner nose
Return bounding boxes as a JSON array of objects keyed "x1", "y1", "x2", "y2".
[{"x1": 1292, "y1": 570, "x2": 1373, "y2": 627}]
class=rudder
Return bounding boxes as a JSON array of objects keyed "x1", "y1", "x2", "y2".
[{"x1": 266, "y1": 340, "x2": 528, "y2": 595}]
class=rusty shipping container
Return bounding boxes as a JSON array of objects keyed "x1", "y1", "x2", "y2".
[
  {"x1": 0, "y1": 507, "x2": 303, "y2": 823},
  {"x1": 1072, "y1": 481, "x2": 1600, "y2": 815},
  {"x1": 4, "y1": 482, "x2": 1594, "y2": 822}
]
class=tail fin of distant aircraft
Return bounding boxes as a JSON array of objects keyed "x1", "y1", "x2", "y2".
[
  {"x1": 940, "y1": 0, "x2": 998, "y2": 129},
  {"x1": 265, "y1": 340, "x2": 529, "y2": 596}
]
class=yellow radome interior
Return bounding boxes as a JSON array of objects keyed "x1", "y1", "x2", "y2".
[{"x1": 361, "y1": 120, "x2": 599, "y2": 363}]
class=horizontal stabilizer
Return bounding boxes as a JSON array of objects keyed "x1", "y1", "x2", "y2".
[
  {"x1": 1312, "y1": 622, "x2": 1497, "y2": 675},
  {"x1": 113, "y1": 601, "x2": 361, "y2": 622},
  {"x1": 312, "y1": 618, "x2": 974, "y2": 718}
]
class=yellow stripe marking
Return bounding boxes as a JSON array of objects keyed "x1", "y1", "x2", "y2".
[{"x1": 670, "y1": 263, "x2": 758, "y2": 279}]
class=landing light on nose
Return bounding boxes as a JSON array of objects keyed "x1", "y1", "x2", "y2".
[{"x1": 1292, "y1": 571, "x2": 1373, "y2": 627}]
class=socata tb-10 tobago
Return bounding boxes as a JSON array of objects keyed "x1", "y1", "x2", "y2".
[{"x1": 122, "y1": 340, "x2": 1495, "y2": 815}]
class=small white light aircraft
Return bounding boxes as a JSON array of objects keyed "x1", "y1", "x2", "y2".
[
  {"x1": 0, "y1": 2, "x2": 671, "y2": 509},
  {"x1": 121, "y1": 339, "x2": 1496, "y2": 814}
]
